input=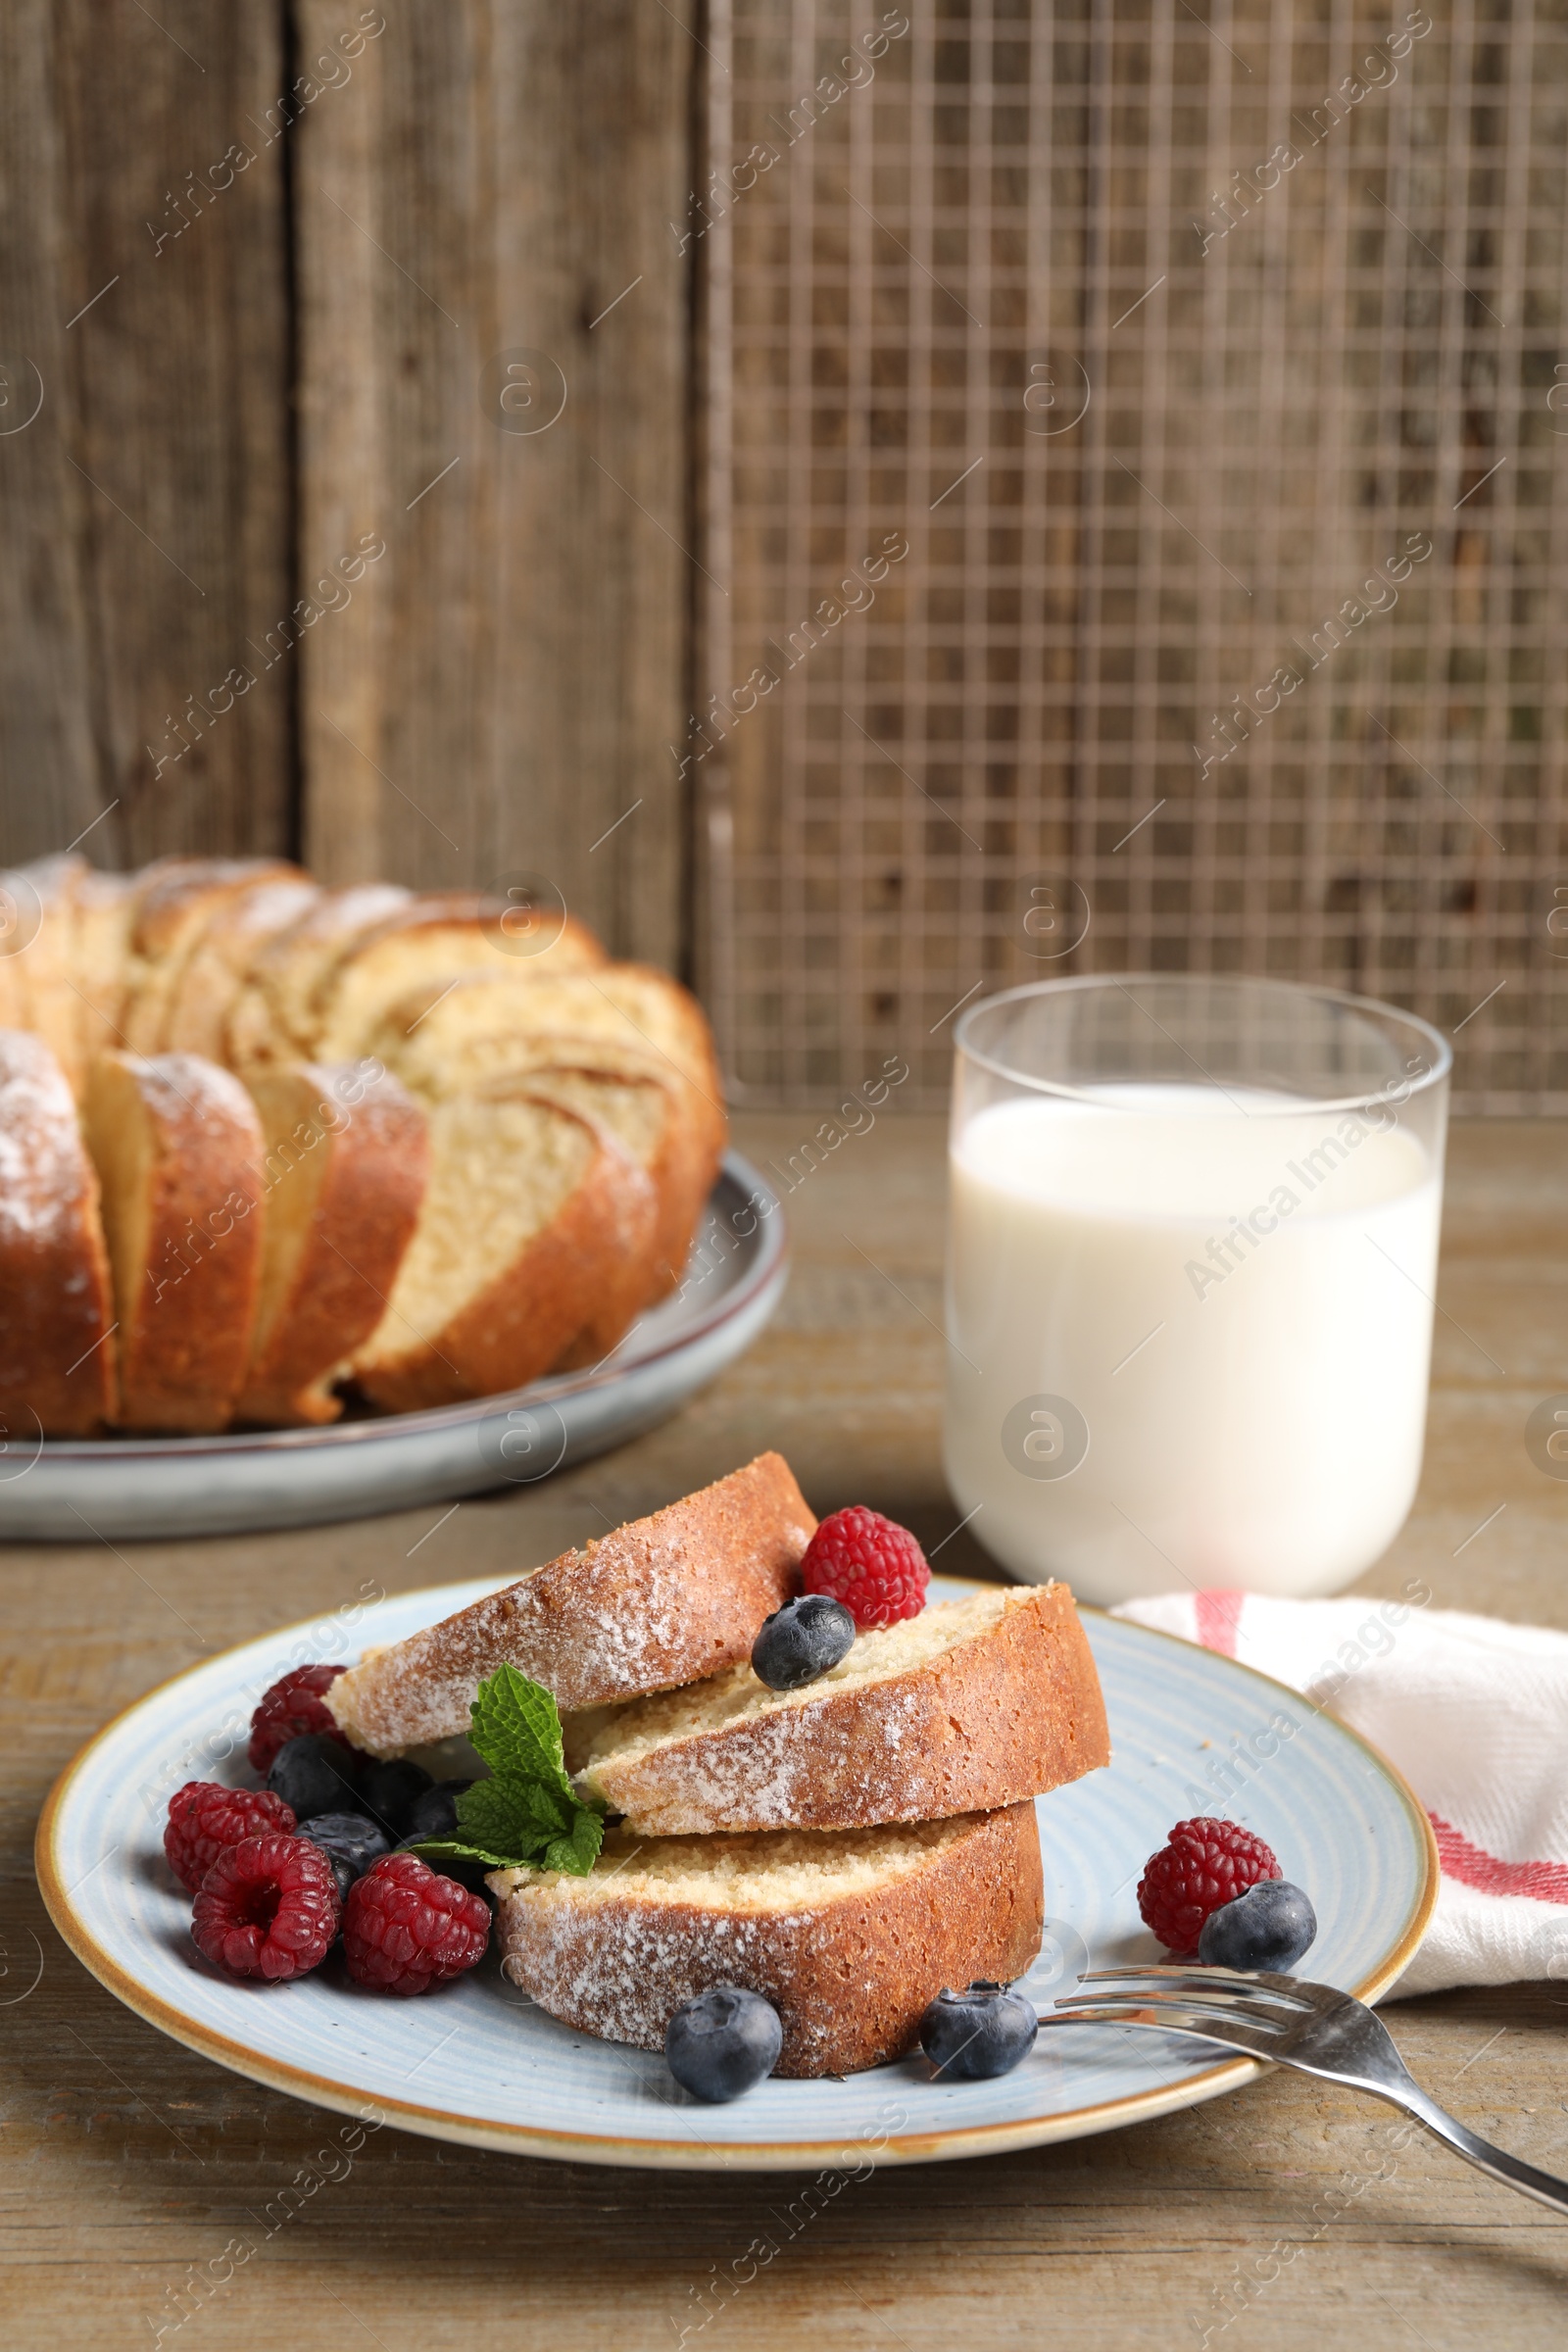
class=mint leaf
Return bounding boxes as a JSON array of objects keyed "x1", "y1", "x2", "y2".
[
  {"x1": 405, "y1": 1663, "x2": 608, "y2": 1877},
  {"x1": 456, "y1": 1772, "x2": 568, "y2": 1855},
  {"x1": 468, "y1": 1662, "x2": 576, "y2": 1797},
  {"x1": 410, "y1": 1838, "x2": 516, "y2": 1870},
  {"x1": 541, "y1": 1805, "x2": 606, "y2": 1877}
]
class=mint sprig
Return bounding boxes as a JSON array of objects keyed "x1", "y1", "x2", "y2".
[{"x1": 410, "y1": 1662, "x2": 605, "y2": 1877}]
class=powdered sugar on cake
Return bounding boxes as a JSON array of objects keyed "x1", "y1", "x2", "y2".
[
  {"x1": 576, "y1": 1584, "x2": 1108, "y2": 1836},
  {"x1": 0, "y1": 1040, "x2": 91, "y2": 1241},
  {"x1": 325, "y1": 1454, "x2": 815, "y2": 1754}
]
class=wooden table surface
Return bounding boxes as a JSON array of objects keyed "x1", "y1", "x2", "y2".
[{"x1": 5, "y1": 1112, "x2": 1566, "y2": 2350}]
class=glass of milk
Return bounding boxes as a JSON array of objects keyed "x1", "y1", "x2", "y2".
[{"x1": 944, "y1": 975, "x2": 1450, "y2": 1602}]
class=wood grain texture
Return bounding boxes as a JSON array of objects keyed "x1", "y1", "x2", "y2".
[
  {"x1": 4, "y1": 1115, "x2": 1568, "y2": 2349},
  {"x1": 0, "y1": 0, "x2": 99, "y2": 857},
  {"x1": 0, "y1": 0, "x2": 293, "y2": 866},
  {"x1": 295, "y1": 0, "x2": 693, "y2": 968},
  {"x1": 1, "y1": 0, "x2": 694, "y2": 938}
]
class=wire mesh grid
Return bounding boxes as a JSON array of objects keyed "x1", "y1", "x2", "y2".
[{"x1": 696, "y1": 0, "x2": 1568, "y2": 1110}]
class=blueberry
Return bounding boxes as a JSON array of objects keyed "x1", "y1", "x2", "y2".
[
  {"x1": 297, "y1": 1811, "x2": 391, "y2": 1902},
  {"x1": 402, "y1": 1779, "x2": 475, "y2": 1843},
  {"x1": 751, "y1": 1594, "x2": 856, "y2": 1691},
  {"x1": 355, "y1": 1756, "x2": 435, "y2": 1838},
  {"x1": 1199, "y1": 1880, "x2": 1317, "y2": 1972},
  {"x1": 919, "y1": 1980, "x2": 1039, "y2": 2081},
  {"x1": 267, "y1": 1733, "x2": 362, "y2": 1823},
  {"x1": 664, "y1": 1985, "x2": 783, "y2": 2101}
]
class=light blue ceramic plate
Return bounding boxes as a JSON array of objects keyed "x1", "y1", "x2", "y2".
[
  {"x1": 1, "y1": 1152, "x2": 786, "y2": 1544},
  {"x1": 37, "y1": 1576, "x2": 1436, "y2": 2172}
]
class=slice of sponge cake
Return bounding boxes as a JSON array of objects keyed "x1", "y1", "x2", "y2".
[
  {"x1": 575, "y1": 1583, "x2": 1110, "y2": 1835},
  {"x1": 325, "y1": 1452, "x2": 816, "y2": 1753},
  {"x1": 223, "y1": 883, "x2": 414, "y2": 1066},
  {"x1": 346, "y1": 1090, "x2": 658, "y2": 1412},
  {"x1": 0, "y1": 1030, "x2": 118, "y2": 1435},
  {"x1": 492, "y1": 1803, "x2": 1044, "y2": 2079},
  {"x1": 82, "y1": 1051, "x2": 266, "y2": 1432},
  {"x1": 368, "y1": 964, "x2": 727, "y2": 1222},
  {"x1": 232, "y1": 1061, "x2": 428, "y2": 1426},
  {"x1": 120, "y1": 858, "x2": 303, "y2": 1054},
  {"x1": 307, "y1": 895, "x2": 607, "y2": 1063},
  {"x1": 164, "y1": 875, "x2": 320, "y2": 1060}
]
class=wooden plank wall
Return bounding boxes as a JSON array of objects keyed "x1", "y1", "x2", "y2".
[
  {"x1": 0, "y1": 0, "x2": 294, "y2": 865},
  {"x1": 0, "y1": 1, "x2": 694, "y2": 970}
]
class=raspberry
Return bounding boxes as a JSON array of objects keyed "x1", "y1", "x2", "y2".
[
  {"x1": 191, "y1": 1834, "x2": 340, "y2": 1982},
  {"x1": 341, "y1": 1854, "x2": 490, "y2": 1996},
  {"x1": 1137, "y1": 1818, "x2": 1282, "y2": 1956},
  {"x1": 249, "y1": 1663, "x2": 353, "y2": 1773},
  {"x1": 798, "y1": 1505, "x2": 930, "y2": 1631},
  {"x1": 164, "y1": 1781, "x2": 298, "y2": 1893}
]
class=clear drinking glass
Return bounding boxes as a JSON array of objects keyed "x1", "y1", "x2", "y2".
[{"x1": 944, "y1": 975, "x2": 1451, "y2": 1603}]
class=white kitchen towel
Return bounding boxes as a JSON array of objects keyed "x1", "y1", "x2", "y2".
[{"x1": 1111, "y1": 1586, "x2": 1568, "y2": 1997}]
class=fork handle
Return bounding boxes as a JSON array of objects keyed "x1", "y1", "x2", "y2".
[{"x1": 1368, "y1": 2082, "x2": 1568, "y2": 2218}]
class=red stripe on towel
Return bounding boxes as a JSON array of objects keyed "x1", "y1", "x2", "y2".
[
  {"x1": 1193, "y1": 1590, "x2": 1246, "y2": 1658},
  {"x1": 1430, "y1": 1813, "x2": 1568, "y2": 1907}
]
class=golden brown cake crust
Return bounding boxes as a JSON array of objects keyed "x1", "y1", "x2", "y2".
[
  {"x1": 223, "y1": 882, "x2": 414, "y2": 1065},
  {"x1": 326, "y1": 1451, "x2": 817, "y2": 1751},
  {"x1": 541, "y1": 1111, "x2": 667, "y2": 1372},
  {"x1": 164, "y1": 875, "x2": 320, "y2": 1060},
  {"x1": 127, "y1": 857, "x2": 301, "y2": 962},
  {"x1": 370, "y1": 967, "x2": 728, "y2": 1303},
  {"x1": 582, "y1": 1583, "x2": 1111, "y2": 1835},
  {"x1": 84, "y1": 1052, "x2": 266, "y2": 1433},
  {"x1": 493, "y1": 1804, "x2": 1045, "y2": 2078},
  {"x1": 491, "y1": 1058, "x2": 692, "y2": 1327},
  {"x1": 121, "y1": 858, "x2": 302, "y2": 1054},
  {"x1": 307, "y1": 895, "x2": 607, "y2": 1062},
  {"x1": 0, "y1": 1030, "x2": 117, "y2": 1435},
  {"x1": 232, "y1": 1061, "x2": 429, "y2": 1426},
  {"x1": 348, "y1": 1099, "x2": 658, "y2": 1413}
]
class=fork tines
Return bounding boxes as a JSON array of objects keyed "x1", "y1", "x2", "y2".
[
  {"x1": 1044, "y1": 1964, "x2": 1338, "y2": 2052},
  {"x1": 1041, "y1": 2000, "x2": 1286, "y2": 2056},
  {"x1": 1073, "y1": 1964, "x2": 1317, "y2": 2004}
]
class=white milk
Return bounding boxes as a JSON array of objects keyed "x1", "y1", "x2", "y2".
[{"x1": 944, "y1": 1085, "x2": 1442, "y2": 1600}]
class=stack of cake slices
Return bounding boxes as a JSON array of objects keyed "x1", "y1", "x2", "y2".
[{"x1": 326, "y1": 1453, "x2": 1112, "y2": 2079}]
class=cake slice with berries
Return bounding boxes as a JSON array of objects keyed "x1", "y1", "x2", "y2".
[
  {"x1": 573, "y1": 1583, "x2": 1109, "y2": 1835},
  {"x1": 491, "y1": 1802, "x2": 1044, "y2": 2078},
  {"x1": 325, "y1": 1452, "x2": 816, "y2": 1755}
]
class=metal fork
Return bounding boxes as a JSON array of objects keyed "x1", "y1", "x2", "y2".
[{"x1": 1042, "y1": 1964, "x2": 1568, "y2": 2216}]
